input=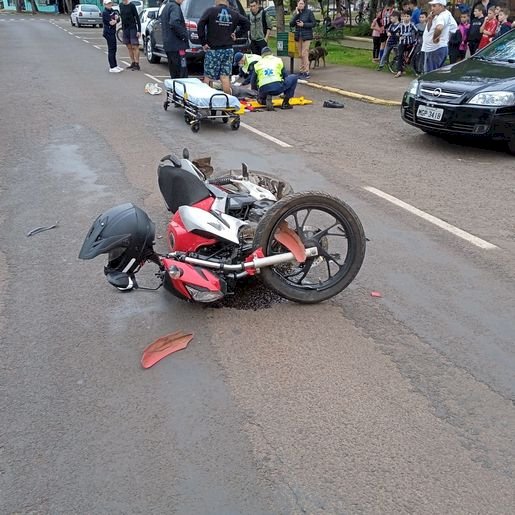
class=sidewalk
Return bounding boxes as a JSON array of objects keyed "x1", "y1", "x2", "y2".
[{"x1": 302, "y1": 64, "x2": 412, "y2": 106}]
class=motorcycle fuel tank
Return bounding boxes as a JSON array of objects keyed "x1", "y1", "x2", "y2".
[{"x1": 178, "y1": 205, "x2": 247, "y2": 244}]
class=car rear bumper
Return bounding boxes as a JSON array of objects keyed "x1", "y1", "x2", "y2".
[
  {"x1": 77, "y1": 18, "x2": 101, "y2": 24},
  {"x1": 401, "y1": 93, "x2": 515, "y2": 141}
]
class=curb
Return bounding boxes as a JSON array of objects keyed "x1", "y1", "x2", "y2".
[{"x1": 300, "y1": 80, "x2": 402, "y2": 107}]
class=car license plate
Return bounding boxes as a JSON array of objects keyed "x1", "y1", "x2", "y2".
[{"x1": 417, "y1": 105, "x2": 444, "y2": 121}]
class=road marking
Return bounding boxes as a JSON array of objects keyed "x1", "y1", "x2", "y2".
[
  {"x1": 93, "y1": 45, "x2": 101, "y2": 49},
  {"x1": 240, "y1": 122, "x2": 292, "y2": 148},
  {"x1": 363, "y1": 186, "x2": 498, "y2": 250},
  {"x1": 144, "y1": 73, "x2": 163, "y2": 84},
  {"x1": 75, "y1": 35, "x2": 81, "y2": 38},
  {"x1": 83, "y1": 39, "x2": 89, "y2": 43},
  {"x1": 121, "y1": 60, "x2": 131, "y2": 66}
]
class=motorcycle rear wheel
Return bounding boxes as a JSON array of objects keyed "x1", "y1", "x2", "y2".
[{"x1": 253, "y1": 192, "x2": 366, "y2": 304}]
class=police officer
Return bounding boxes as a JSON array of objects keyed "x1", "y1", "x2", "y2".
[{"x1": 250, "y1": 47, "x2": 298, "y2": 111}]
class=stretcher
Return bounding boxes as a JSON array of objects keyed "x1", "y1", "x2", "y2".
[
  {"x1": 240, "y1": 97, "x2": 313, "y2": 111},
  {"x1": 163, "y1": 78, "x2": 241, "y2": 132}
]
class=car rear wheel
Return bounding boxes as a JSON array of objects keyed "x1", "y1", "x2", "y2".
[
  {"x1": 508, "y1": 137, "x2": 515, "y2": 155},
  {"x1": 145, "y1": 36, "x2": 161, "y2": 64},
  {"x1": 77, "y1": 20, "x2": 81, "y2": 27}
]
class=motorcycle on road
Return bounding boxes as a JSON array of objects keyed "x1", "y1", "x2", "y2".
[{"x1": 79, "y1": 151, "x2": 366, "y2": 305}]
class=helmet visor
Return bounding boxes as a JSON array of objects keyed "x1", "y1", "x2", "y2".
[{"x1": 108, "y1": 247, "x2": 126, "y2": 262}]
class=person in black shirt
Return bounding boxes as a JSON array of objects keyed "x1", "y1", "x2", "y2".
[
  {"x1": 197, "y1": 0, "x2": 250, "y2": 94},
  {"x1": 119, "y1": 0, "x2": 142, "y2": 70},
  {"x1": 161, "y1": 0, "x2": 189, "y2": 79},
  {"x1": 468, "y1": 5, "x2": 485, "y2": 55},
  {"x1": 102, "y1": 0, "x2": 123, "y2": 72}
]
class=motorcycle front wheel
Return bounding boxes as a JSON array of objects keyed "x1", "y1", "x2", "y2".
[{"x1": 253, "y1": 192, "x2": 366, "y2": 304}]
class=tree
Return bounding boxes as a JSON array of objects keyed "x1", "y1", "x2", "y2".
[{"x1": 275, "y1": 0, "x2": 286, "y2": 31}]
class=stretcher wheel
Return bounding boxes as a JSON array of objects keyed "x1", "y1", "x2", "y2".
[
  {"x1": 222, "y1": 116, "x2": 228, "y2": 124},
  {"x1": 163, "y1": 101, "x2": 169, "y2": 111},
  {"x1": 191, "y1": 123, "x2": 200, "y2": 133},
  {"x1": 184, "y1": 113, "x2": 191, "y2": 124},
  {"x1": 230, "y1": 119, "x2": 240, "y2": 131}
]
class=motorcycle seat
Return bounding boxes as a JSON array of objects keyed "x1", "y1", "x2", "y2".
[{"x1": 158, "y1": 164, "x2": 211, "y2": 213}]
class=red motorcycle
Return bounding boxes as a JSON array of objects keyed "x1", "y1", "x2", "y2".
[{"x1": 79, "y1": 151, "x2": 366, "y2": 304}]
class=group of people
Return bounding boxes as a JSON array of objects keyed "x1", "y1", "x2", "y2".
[
  {"x1": 102, "y1": 0, "x2": 141, "y2": 73},
  {"x1": 162, "y1": 0, "x2": 310, "y2": 110},
  {"x1": 102, "y1": 0, "x2": 314, "y2": 109},
  {"x1": 372, "y1": 0, "x2": 514, "y2": 77}
]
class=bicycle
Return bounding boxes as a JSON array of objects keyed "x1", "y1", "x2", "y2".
[
  {"x1": 354, "y1": 4, "x2": 370, "y2": 24},
  {"x1": 387, "y1": 40, "x2": 424, "y2": 75}
]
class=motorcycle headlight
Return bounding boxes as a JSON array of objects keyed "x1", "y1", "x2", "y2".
[
  {"x1": 185, "y1": 285, "x2": 224, "y2": 303},
  {"x1": 468, "y1": 91, "x2": 515, "y2": 106},
  {"x1": 407, "y1": 80, "x2": 419, "y2": 96}
]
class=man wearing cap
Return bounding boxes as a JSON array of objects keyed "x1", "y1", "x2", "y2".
[
  {"x1": 249, "y1": 47, "x2": 298, "y2": 110},
  {"x1": 102, "y1": 0, "x2": 123, "y2": 73},
  {"x1": 233, "y1": 52, "x2": 261, "y2": 85},
  {"x1": 197, "y1": 0, "x2": 250, "y2": 94},
  {"x1": 422, "y1": 0, "x2": 458, "y2": 73}
]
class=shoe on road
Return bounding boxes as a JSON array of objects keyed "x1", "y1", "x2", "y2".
[
  {"x1": 109, "y1": 67, "x2": 123, "y2": 73},
  {"x1": 132, "y1": 63, "x2": 140, "y2": 71},
  {"x1": 126, "y1": 62, "x2": 135, "y2": 69}
]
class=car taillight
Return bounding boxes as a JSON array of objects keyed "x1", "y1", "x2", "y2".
[
  {"x1": 185, "y1": 20, "x2": 197, "y2": 30},
  {"x1": 79, "y1": 12, "x2": 83, "y2": 16}
]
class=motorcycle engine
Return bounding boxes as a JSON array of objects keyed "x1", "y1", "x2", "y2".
[{"x1": 248, "y1": 199, "x2": 275, "y2": 223}]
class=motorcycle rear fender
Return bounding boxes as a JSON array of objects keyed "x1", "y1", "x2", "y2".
[{"x1": 161, "y1": 258, "x2": 224, "y2": 300}]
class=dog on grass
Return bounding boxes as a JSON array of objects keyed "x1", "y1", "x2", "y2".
[{"x1": 309, "y1": 41, "x2": 328, "y2": 69}]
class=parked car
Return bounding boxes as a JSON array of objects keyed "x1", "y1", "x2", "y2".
[
  {"x1": 145, "y1": 0, "x2": 249, "y2": 65},
  {"x1": 70, "y1": 4, "x2": 103, "y2": 27},
  {"x1": 401, "y1": 29, "x2": 515, "y2": 153},
  {"x1": 139, "y1": 7, "x2": 159, "y2": 48}
]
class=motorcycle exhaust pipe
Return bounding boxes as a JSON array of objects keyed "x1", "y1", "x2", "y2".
[
  {"x1": 171, "y1": 247, "x2": 318, "y2": 272},
  {"x1": 246, "y1": 247, "x2": 318, "y2": 270}
]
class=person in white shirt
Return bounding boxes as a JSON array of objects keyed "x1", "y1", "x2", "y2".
[{"x1": 422, "y1": 0, "x2": 458, "y2": 72}]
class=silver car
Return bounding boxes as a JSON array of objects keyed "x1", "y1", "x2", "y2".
[{"x1": 70, "y1": 4, "x2": 103, "y2": 28}]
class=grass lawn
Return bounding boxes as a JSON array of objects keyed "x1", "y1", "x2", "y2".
[{"x1": 267, "y1": 35, "x2": 377, "y2": 71}]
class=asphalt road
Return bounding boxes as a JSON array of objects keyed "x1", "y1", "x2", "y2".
[{"x1": 1, "y1": 13, "x2": 514, "y2": 515}]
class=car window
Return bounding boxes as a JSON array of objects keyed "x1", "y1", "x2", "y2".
[
  {"x1": 477, "y1": 32, "x2": 515, "y2": 62},
  {"x1": 81, "y1": 5, "x2": 100, "y2": 12}
]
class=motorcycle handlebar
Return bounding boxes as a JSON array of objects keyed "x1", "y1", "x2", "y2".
[{"x1": 208, "y1": 176, "x2": 234, "y2": 186}]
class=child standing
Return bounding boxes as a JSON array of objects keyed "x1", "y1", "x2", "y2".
[
  {"x1": 371, "y1": 15, "x2": 384, "y2": 62},
  {"x1": 378, "y1": 11, "x2": 401, "y2": 70},
  {"x1": 449, "y1": 13, "x2": 469, "y2": 64},
  {"x1": 395, "y1": 10, "x2": 417, "y2": 77},
  {"x1": 479, "y1": 7, "x2": 498, "y2": 49},
  {"x1": 468, "y1": 6, "x2": 484, "y2": 55},
  {"x1": 494, "y1": 9, "x2": 512, "y2": 39}
]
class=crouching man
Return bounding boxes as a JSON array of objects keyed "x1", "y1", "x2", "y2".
[{"x1": 250, "y1": 47, "x2": 298, "y2": 110}]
